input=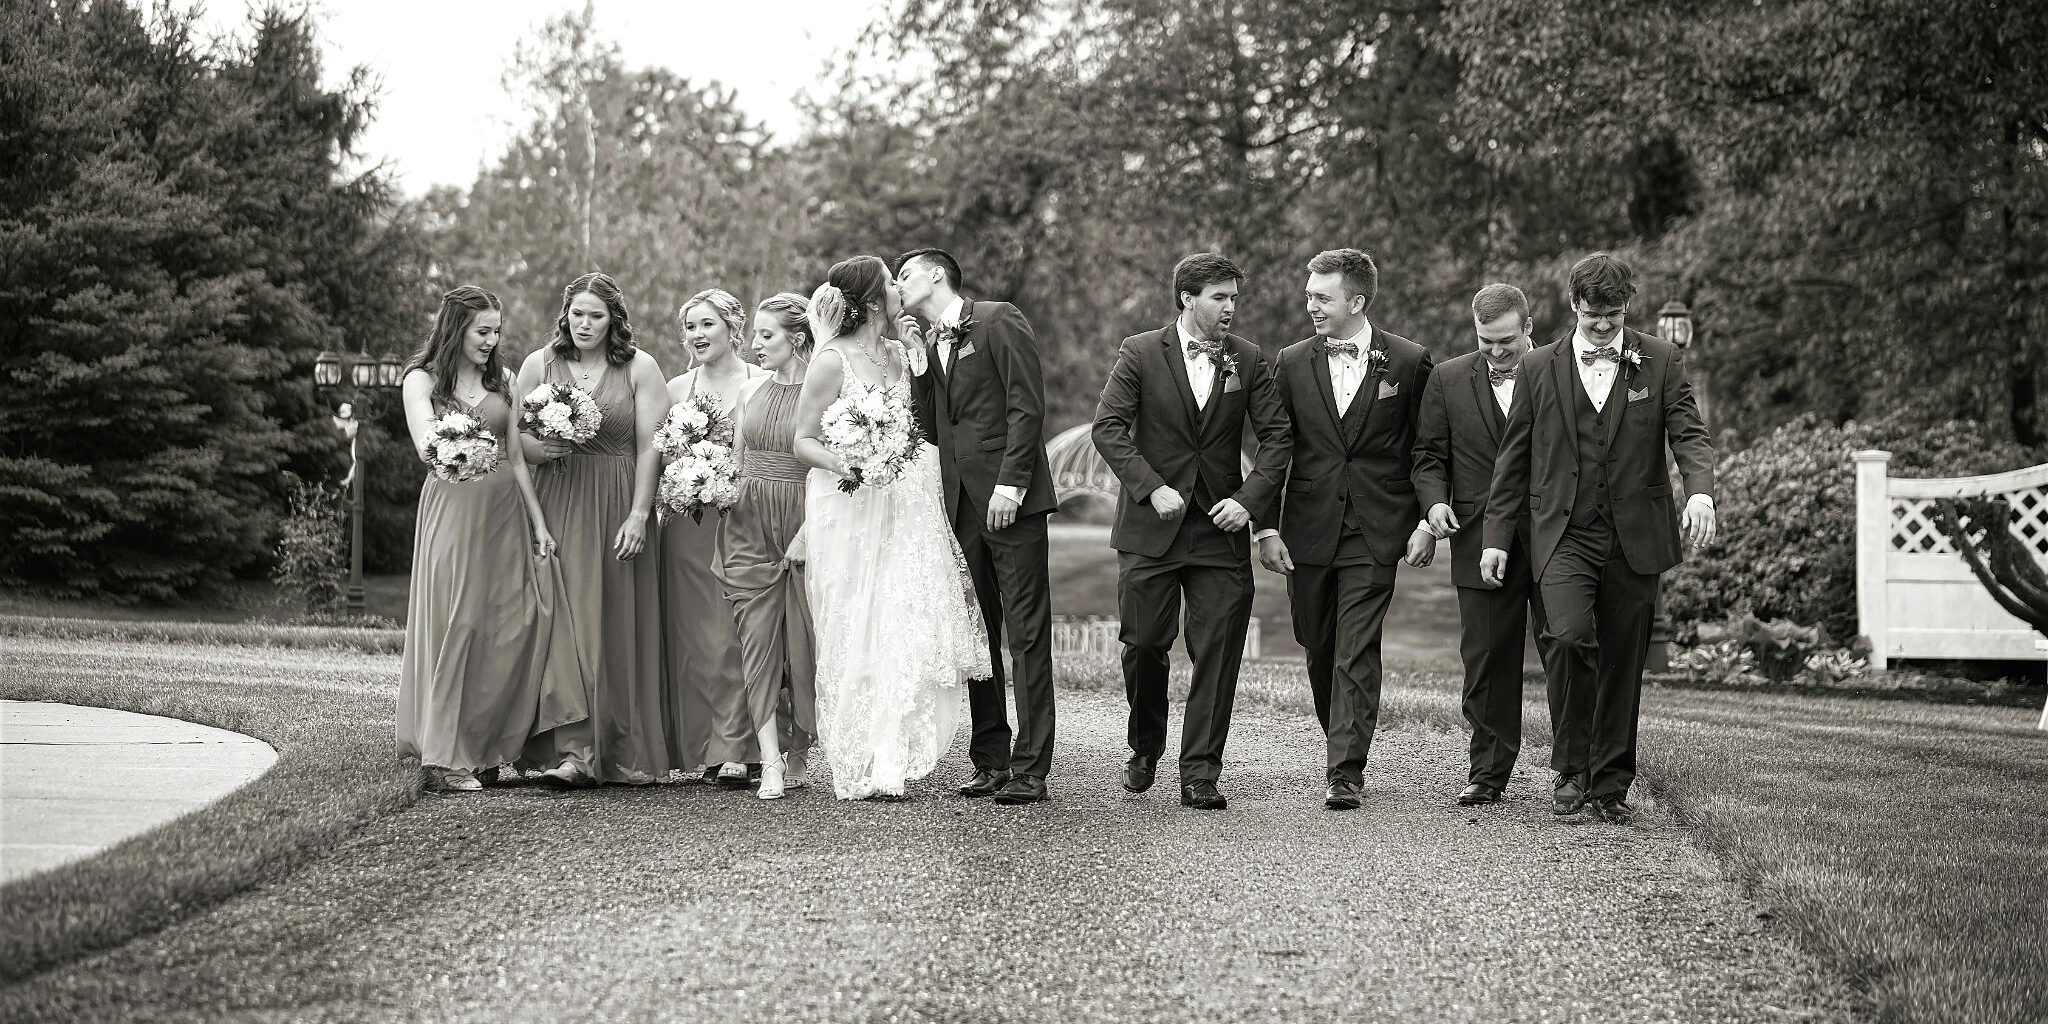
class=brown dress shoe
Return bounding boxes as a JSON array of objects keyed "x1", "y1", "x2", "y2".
[
  {"x1": 1324, "y1": 779, "x2": 1363, "y2": 810},
  {"x1": 992, "y1": 775, "x2": 1048, "y2": 805},
  {"x1": 1122, "y1": 755, "x2": 1157, "y2": 794},
  {"x1": 1179, "y1": 779, "x2": 1227, "y2": 810},
  {"x1": 958, "y1": 767, "x2": 1011, "y2": 798},
  {"x1": 1552, "y1": 774, "x2": 1588, "y2": 815}
]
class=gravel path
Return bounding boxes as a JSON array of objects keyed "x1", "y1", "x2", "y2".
[{"x1": 8, "y1": 689, "x2": 1839, "y2": 1023}]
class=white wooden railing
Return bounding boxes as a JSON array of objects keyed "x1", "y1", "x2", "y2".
[{"x1": 1854, "y1": 450, "x2": 2048, "y2": 728}]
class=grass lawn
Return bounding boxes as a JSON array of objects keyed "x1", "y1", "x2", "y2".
[{"x1": 0, "y1": 627, "x2": 418, "y2": 983}]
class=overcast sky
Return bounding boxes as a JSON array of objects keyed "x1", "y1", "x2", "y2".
[{"x1": 188, "y1": 1, "x2": 888, "y2": 196}]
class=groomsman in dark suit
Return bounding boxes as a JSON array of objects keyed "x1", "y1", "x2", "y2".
[
  {"x1": 1410, "y1": 283, "x2": 1563, "y2": 807},
  {"x1": 894, "y1": 247, "x2": 1059, "y2": 805},
  {"x1": 1092, "y1": 253, "x2": 1291, "y2": 810},
  {"x1": 1256, "y1": 248, "x2": 1434, "y2": 811},
  {"x1": 1481, "y1": 253, "x2": 1717, "y2": 823}
]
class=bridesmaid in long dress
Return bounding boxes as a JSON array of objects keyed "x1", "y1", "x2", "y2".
[
  {"x1": 517, "y1": 272, "x2": 673, "y2": 787},
  {"x1": 397, "y1": 285, "x2": 587, "y2": 791},
  {"x1": 659, "y1": 288, "x2": 764, "y2": 787},
  {"x1": 716, "y1": 292, "x2": 821, "y2": 800}
]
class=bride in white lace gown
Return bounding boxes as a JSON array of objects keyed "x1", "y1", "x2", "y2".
[{"x1": 790, "y1": 255, "x2": 990, "y2": 799}]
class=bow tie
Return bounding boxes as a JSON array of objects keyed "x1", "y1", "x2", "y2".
[
  {"x1": 1488, "y1": 366, "x2": 1518, "y2": 385},
  {"x1": 1580, "y1": 345, "x2": 1620, "y2": 366},
  {"x1": 1323, "y1": 339, "x2": 1360, "y2": 358},
  {"x1": 1185, "y1": 338, "x2": 1226, "y2": 361}
]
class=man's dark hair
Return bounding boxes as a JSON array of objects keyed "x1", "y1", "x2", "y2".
[
  {"x1": 1306, "y1": 248, "x2": 1378, "y2": 312},
  {"x1": 1567, "y1": 252, "x2": 1638, "y2": 310},
  {"x1": 898, "y1": 247, "x2": 962, "y2": 291},
  {"x1": 1172, "y1": 252, "x2": 1244, "y2": 311}
]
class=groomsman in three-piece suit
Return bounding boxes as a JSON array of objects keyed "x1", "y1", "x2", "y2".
[
  {"x1": 1410, "y1": 283, "x2": 1564, "y2": 807},
  {"x1": 894, "y1": 248, "x2": 1059, "y2": 805},
  {"x1": 1092, "y1": 253, "x2": 1291, "y2": 810},
  {"x1": 1481, "y1": 252, "x2": 1717, "y2": 824},
  {"x1": 1256, "y1": 248, "x2": 1434, "y2": 811}
]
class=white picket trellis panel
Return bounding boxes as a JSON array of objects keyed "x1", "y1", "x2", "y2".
[{"x1": 1854, "y1": 450, "x2": 2048, "y2": 729}]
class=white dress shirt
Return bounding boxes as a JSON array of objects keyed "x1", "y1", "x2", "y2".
[
  {"x1": 1491, "y1": 374, "x2": 1516, "y2": 418},
  {"x1": 1327, "y1": 320, "x2": 1371, "y2": 416},
  {"x1": 1570, "y1": 329, "x2": 1620, "y2": 412},
  {"x1": 1177, "y1": 319, "x2": 1217, "y2": 410}
]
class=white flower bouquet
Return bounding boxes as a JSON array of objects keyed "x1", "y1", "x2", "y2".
[
  {"x1": 654, "y1": 393, "x2": 740, "y2": 523},
  {"x1": 423, "y1": 411, "x2": 503, "y2": 482},
  {"x1": 820, "y1": 384, "x2": 923, "y2": 494},
  {"x1": 519, "y1": 382, "x2": 603, "y2": 443}
]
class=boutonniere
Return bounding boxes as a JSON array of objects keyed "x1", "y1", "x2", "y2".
[
  {"x1": 1620, "y1": 343, "x2": 1646, "y2": 380},
  {"x1": 1366, "y1": 347, "x2": 1389, "y2": 377},
  {"x1": 936, "y1": 314, "x2": 977, "y2": 346},
  {"x1": 1217, "y1": 352, "x2": 1239, "y2": 381}
]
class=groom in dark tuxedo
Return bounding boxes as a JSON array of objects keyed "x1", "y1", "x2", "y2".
[
  {"x1": 895, "y1": 247, "x2": 1058, "y2": 805},
  {"x1": 1092, "y1": 253, "x2": 1291, "y2": 810},
  {"x1": 1481, "y1": 253, "x2": 1716, "y2": 824},
  {"x1": 1256, "y1": 248, "x2": 1434, "y2": 811},
  {"x1": 1411, "y1": 283, "x2": 1563, "y2": 807}
]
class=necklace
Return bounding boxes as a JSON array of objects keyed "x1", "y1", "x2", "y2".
[
  {"x1": 457, "y1": 375, "x2": 485, "y2": 405},
  {"x1": 855, "y1": 340, "x2": 890, "y2": 369}
]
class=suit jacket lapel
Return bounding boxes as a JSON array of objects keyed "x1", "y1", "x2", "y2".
[
  {"x1": 1551, "y1": 342, "x2": 1580, "y2": 461},
  {"x1": 944, "y1": 296, "x2": 973, "y2": 410},
  {"x1": 1309, "y1": 346, "x2": 1343, "y2": 436},
  {"x1": 1471, "y1": 358, "x2": 1502, "y2": 443},
  {"x1": 1159, "y1": 328, "x2": 1202, "y2": 436},
  {"x1": 1603, "y1": 336, "x2": 1637, "y2": 450},
  {"x1": 1344, "y1": 345, "x2": 1384, "y2": 452}
]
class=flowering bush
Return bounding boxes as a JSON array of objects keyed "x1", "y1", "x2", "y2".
[
  {"x1": 272, "y1": 475, "x2": 345, "y2": 618},
  {"x1": 1664, "y1": 413, "x2": 2034, "y2": 644}
]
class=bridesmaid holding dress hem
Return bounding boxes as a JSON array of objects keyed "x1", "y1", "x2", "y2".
[
  {"x1": 396, "y1": 285, "x2": 587, "y2": 792},
  {"x1": 517, "y1": 272, "x2": 673, "y2": 787},
  {"x1": 659, "y1": 288, "x2": 764, "y2": 787},
  {"x1": 715, "y1": 292, "x2": 822, "y2": 799}
]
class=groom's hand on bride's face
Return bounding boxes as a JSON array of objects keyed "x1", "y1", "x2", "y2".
[
  {"x1": 897, "y1": 315, "x2": 923, "y2": 347},
  {"x1": 1149, "y1": 485, "x2": 1186, "y2": 521}
]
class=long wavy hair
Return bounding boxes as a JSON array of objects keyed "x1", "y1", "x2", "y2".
[
  {"x1": 756, "y1": 291, "x2": 814, "y2": 365},
  {"x1": 551, "y1": 272, "x2": 637, "y2": 366},
  {"x1": 404, "y1": 285, "x2": 506, "y2": 408},
  {"x1": 826, "y1": 255, "x2": 891, "y2": 337}
]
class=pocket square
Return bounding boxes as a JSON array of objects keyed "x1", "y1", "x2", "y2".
[
  {"x1": 1377, "y1": 381, "x2": 1399, "y2": 400},
  {"x1": 955, "y1": 341, "x2": 977, "y2": 359},
  {"x1": 1627, "y1": 387, "x2": 1650, "y2": 403},
  {"x1": 1222, "y1": 375, "x2": 1243, "y2": 393}
]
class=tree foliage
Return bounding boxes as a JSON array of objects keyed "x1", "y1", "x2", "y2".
[{"x1": 0, "y1": 2, "x2": 425, "y2": 598}]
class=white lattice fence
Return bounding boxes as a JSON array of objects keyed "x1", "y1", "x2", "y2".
[{"x1": 1855, "y1": 450, "x2": 2048, "y2": 670}]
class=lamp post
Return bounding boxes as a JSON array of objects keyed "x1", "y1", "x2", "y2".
[
  {"x1": 1646, "y1": 302, "x2": 1697, "y2": 673},
  {"x1": 313, "y1": 350, "x2": 406, "y2": 617}
]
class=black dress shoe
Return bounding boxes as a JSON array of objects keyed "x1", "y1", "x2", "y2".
[
  {"x1": 1552, "y1": 774, "x2": 1588, "y2": 815},
  {"x1": 1122, "y1": 755, "x2": 1157, "y2": 794},
  {"x1": 1324, "y1": 779, "x2": 1363, "y2": 810},
  {"x1": 992, "y1": 775, "x2": 1048, "y2": 805},
  {"x1": 1179, "y1": 779, "x2": 1227, "y2": 810},
  {"x1": 958, "y1": 767, "x2": 1011, "y2": 798},
  {"x1": 1457, "y1": 783, "x2": 1503, "y2": 806},
  {"x1": 1590, "y1": 795, "x2": 1635, "y2": 824}
]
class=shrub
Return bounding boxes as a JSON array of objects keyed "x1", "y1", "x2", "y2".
[
  {"x1": 1665, "y1": 413, "x2": 2034, "y2": 644},
  {"x1": 1727, "y1": 612, "x2": 1820, "y2": 682},
  {"x1": 272, "y1": 476, "x2": 346, "y2": 618},
  {"x1": 1671, "y1": 639, "x2": 1767, "y2": 687}
]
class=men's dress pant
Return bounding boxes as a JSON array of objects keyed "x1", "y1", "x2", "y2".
[
  {"x1": 1454, "y1": 537, "x2": 1558, "y2": 789},
  {"x1": 1289, "y1": 532, "x2": 1395, "y2": 786},
  {"x1": 1538, "y1": 518, "x2": 1658, "y2": 800},
  {"x1": 1117, "y1": 513, "x2": 1253, "y2": 785},
  {"x1": 955, "y1": 505, "x2": 1057, "y2": 778}
]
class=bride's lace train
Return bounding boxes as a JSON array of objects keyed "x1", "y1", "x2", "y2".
[{"x1": 805, "y1": 439, "x2": 990, "y2": 799}]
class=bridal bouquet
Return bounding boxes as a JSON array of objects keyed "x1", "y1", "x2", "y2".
[
  {"x1": 654, "y1": 393, "x2": 740, "y2": 523},
  {"x1": 820, "y1": 384, "x2": 923, "y2": 494},
  {"x1": 520, "y1": 382, "x2": 603, "y2": 443},
  {"x1": 422, "y1": 411, "x2": 502, "y2": 482}
]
